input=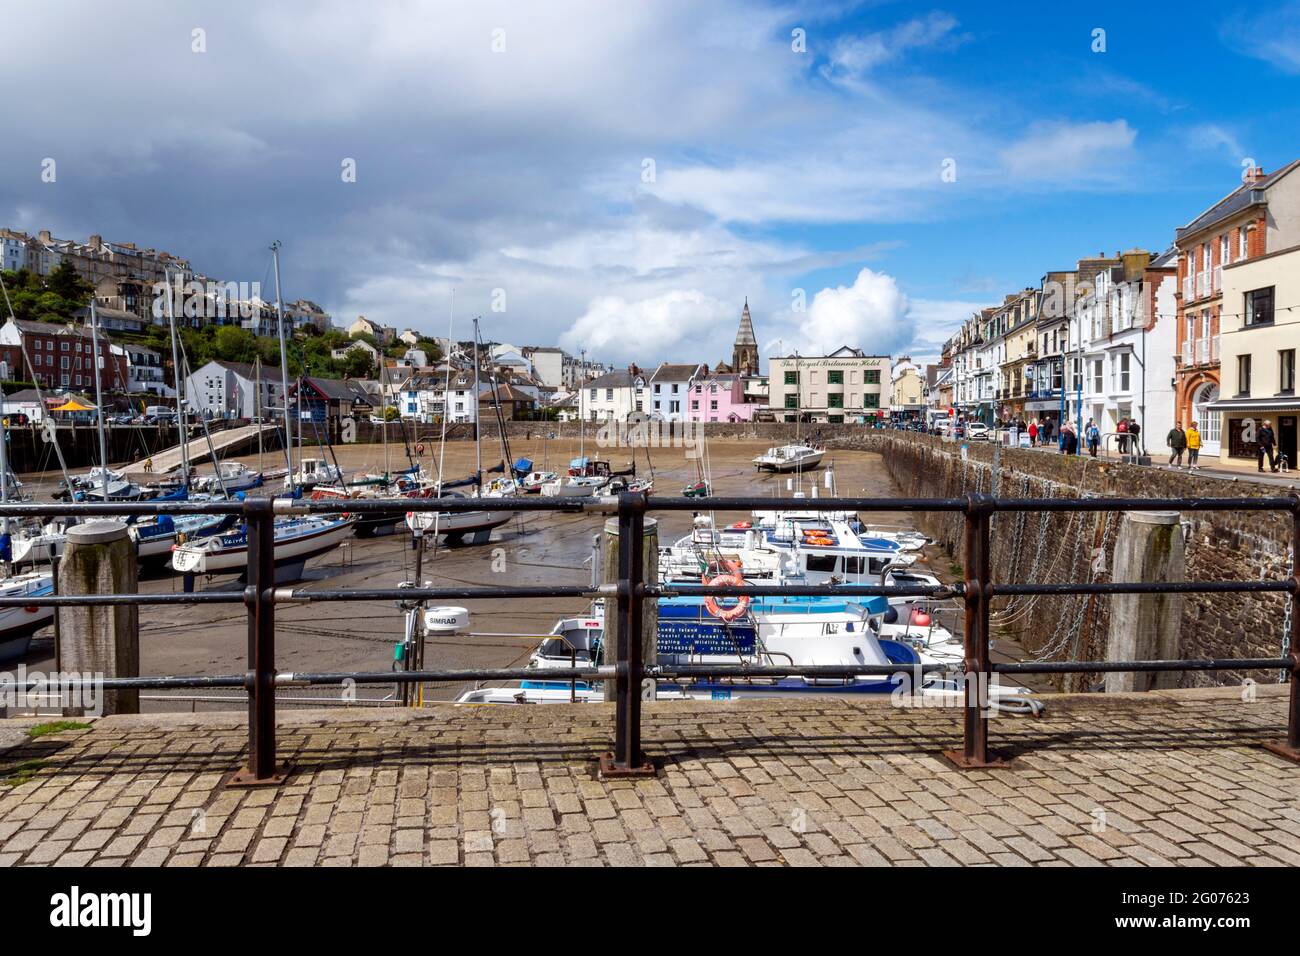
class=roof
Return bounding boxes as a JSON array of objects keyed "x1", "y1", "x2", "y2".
[
  {"x1": 651, "y1": 363, "x2": 704, "y2": 382},
  {"x1": 2, "y1": 388, "x2": 44, "y2": 404},
  {"x1": 1176, "y1": 160, "x2": 1300, "y2": 242},
  {"x1": 586, "y1": 369, "x2": 636, "y2": 390},
  {"x1": 478, "y1": 383, "x2": 534, "y2": 403},
  {"x1": 302, "y1": 376, "x2": 373, "y2": 403},
  {"x1": 208, "y1": 359, "x2": 259, "y2": 380}
]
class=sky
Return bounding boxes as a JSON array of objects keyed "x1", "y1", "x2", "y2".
[{"x1": 2, "y1": 0, "x2": 1299, "y2": 369}]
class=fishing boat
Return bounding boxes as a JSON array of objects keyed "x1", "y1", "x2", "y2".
[
  {"x1": 0, "y1": 571, "x2": 54, "y2": 663},
  {"x1": 170, "y1": 514, "x2": 355, "y2": 578},
  {"x1": 752, "y1": 443, "x2": 825, "y2": 473}
]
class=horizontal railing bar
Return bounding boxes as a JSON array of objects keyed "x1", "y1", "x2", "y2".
[
  {"x1": 275, "y1": 586, "x2": 604, "y2": 602},
  {"x1": 995, "y1": 658, "x2": 1292, "y2": 674},
  {"x1": 0, "y1": 592, "x2": 247, "y2": 607},
  {"x1": 989, "y1": 581, "x2": 1295, "y2": 596},
  {"x1": 3, "y1": 493, "x2": 1293, "y2": 522},
  {"x1": 5, "y1": 657, "x2": 1293, "y2": 693}
]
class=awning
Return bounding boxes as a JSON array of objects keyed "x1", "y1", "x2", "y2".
[
  {"x1": 1024, "y1": 400, "x2": 1063, "y2": 411},
  {"x1": 1205, "y1": 397, "x2": 1300, "y2": 412},
  {"x1": 53, "y1": 399, "x2": 95, "y2": 412}
]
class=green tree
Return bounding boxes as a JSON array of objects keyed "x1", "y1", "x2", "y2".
[{"x1": 45, "y1": 261, "x2": 92, "y2": 305}]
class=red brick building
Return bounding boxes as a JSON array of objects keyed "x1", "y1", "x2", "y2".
[
  {"x1": 0, "y1": 318, "x2": 128, "y2": 392},
  {"x1": 1173, "y1": 160, "x2": 1300, "y2": 457}
]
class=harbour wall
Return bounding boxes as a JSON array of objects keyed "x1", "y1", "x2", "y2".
[{"x1": 829, "y1": 431, "x2": 1293, "y2": 690}]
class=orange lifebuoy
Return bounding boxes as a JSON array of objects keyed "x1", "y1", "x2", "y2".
[{"x1": 702, "y1": 559, "x2": 750, "y2": 622}]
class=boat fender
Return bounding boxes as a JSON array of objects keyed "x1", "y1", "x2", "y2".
[
  {"x1": 910, "y1": 609, "x2": 931, "y2": 627},
  {"x1": 702, "y1": 559, "x2": 750, "y2": 622},
  {"x1": 415, "y1": 442, "x2": 426, "y2": 455}
]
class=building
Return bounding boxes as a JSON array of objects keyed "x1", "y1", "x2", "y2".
[
  {"x1": 348, "y1": 315, "x2": 395, "y2": 345},
  {"x1": 523, "y1": 346, "x2": 567, "y2": 388},
  {"x1": 1209, "y1": 243, "x2": 1300, "y2": 470},
  {"x1": 330, "y1": 339, "x2": 379, "y2": 367},
  {"x1": 398, "y1": 329, "x2": 421, "y2": 347},
  {"x1": 578, "y1": 367, "x2": 648, "y2": 422},
  {"x1": 1173, "y1": 161, "x2": 1300, "y2": 460},
  {"x1": 184, "y1": 359, "x2": 281, "y2": 420},
  {"x1": 686, "y1": 372, "x2": 762, "y2": 422},
  {"x1": 0, "y1": 230, "x2": 191, "y2": 284},
  {"x1": 649, "y1": 363, "x2": 705, "y2": 421},
  {"x1": 398, "y1": 368, "x2": 477, "y2": 423},
  {"x1": 478, "y1": 383, "x2": 538, "y2": 421},
  {"x1": 731, "y1": 300, "x2": 758, "y2": 374},
  {"x1": 111, "y1": 343, "x2": 172, "y2": 397},
  {"x1": 994, "y1": 292, "x2": 1038, "y2": 423},
  {"x1": 1073, "y1": 249, "x2": 1178, "y2": 446},
  {"x1": 767, "y1": 348, "x2": 890, "y2": 423},
  {"x1": 889, "y1": 357, "x2": 926, "y2": 421},
  {"x1": 296, "y1": 377, "x2": 375, "y2": 426},
  {"x1": 0, "y1": 318, "x2": 127, "y2": 392}
]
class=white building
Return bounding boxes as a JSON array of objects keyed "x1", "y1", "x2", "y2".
[
  {"x1": 649, "y1": 363, "x2": 705, "y2": 422},
  {"x1": 398, "y1": 368, "x2": 477, "y2": 423},
  {"x1": 184, "y1": 359, "x2": 281, "y2": 420},
  {"x1": 579, "y1": 368, "x2": 648, "y2": 422},
  {"x1": 767, "y1": 348, "x2": 890, "y2": 423},
  {"x1": 111, "y1": 343, "x2": 173, "y2": 397},
  {"x1": 524, "y1": 347, "x2": 566, "y2": 388}
]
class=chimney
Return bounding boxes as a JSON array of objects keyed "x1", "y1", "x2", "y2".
[
  {"x1": 88, "y1": 234, "x2": 102, "y2": 249},
  {"x1": 1244, "y1": 165, "x2": 1266, "y2": 185},
  {"x1": 38, "y1": 230, "x2": 52, "y2": 243}
]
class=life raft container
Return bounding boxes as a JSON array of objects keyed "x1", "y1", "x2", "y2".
[{"x1": 702, "y1": 559, "x2": 750, "y2": 622}]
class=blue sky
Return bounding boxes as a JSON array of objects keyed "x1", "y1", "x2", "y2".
[{"x1": 2, "y1": 1, "x2": 1298, "y2": 367}]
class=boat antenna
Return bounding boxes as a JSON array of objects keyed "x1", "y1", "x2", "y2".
[
  {"x1": 163, "y1": 266, "x2": 189, "y2": 485},
  {"x1": 87, "y1": 301, "x2": 111, "y2": 501}
]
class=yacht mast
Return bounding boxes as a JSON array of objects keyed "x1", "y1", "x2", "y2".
[
  {"x1": 473, "y1": 316, "x2": 482, "y2": 485},
  {"x1": 88, "y1": 301, "x2": 111, "y2": 501},
  {"x1": 164, "y1": 267, "x2": 189, "y2": 484},
  {"x1": 270, "y1": 242, "x2": 295, "y2": 482}
]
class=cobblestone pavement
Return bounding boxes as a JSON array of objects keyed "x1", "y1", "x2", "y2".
[{"x1": 1, "y1": 686, "x2": 1298, "y2": 866}]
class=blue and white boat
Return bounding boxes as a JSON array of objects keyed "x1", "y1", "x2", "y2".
[
  {"x1": 0, "y1": 571, "x2": 54, "y2": 663},
  {"x1": 170, "y1": 514, "x2": 355, "y2": 579}
]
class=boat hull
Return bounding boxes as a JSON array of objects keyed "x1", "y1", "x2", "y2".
[{"x1": 170, "y1": 518, "x2": 355, "y2": 576}]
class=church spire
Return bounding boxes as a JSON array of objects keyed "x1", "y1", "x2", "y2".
[{"x1": 732, "y1": 299, "x2": 757, "y2": 374}]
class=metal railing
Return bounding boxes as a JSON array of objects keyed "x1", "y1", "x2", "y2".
[{"x1": 0, "y1": 492, "x2": 1297, "y2": 779}]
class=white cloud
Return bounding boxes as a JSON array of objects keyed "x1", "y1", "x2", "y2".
[
  {"x1": 559, "y1": 290, "x2": 735, "y2": 364},
  {"x1": 822, "y1": 12, "x2": 964, "y2": 83},
  {"x1": 796, "y1": 268, "x2": 911, "y2": 356},
  {"x1": 1221, "y1": 6, "x2": 1300, "y2": 74},
  {"x1": 1184, "y1": 123, "x2": 1246, "y2": 160},
  {"x1": 1000, "y1": 120, "x2": 1138, "y2": 184}
]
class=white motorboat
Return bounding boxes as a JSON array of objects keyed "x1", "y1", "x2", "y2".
[
  {"x1": 519, "y1": 471, "x2": 558, "y2": 494},
  {"x1": 285, "y1": 457, "x2": 346, "y2": 491},
  {"x1": 0, "y1": 570, "x2": 54, "y2": 663},
  {"x1": 540, "y1": 475, "x2": 604, "y2": 497},
  {"x1": 170, "y1": 514, "x2": 355, "y2": 576},
  {"x1": 197, "y1": 461, "x2": 264, "y2": 494},
  {"x1": 404, "y1": 491, "x2": 512, "y2": 542},
  {"x1": 752, "y1": 443, "x2": 825, "y2": 472},
  {"x1": 9, "y1": 521, "x2": 70, "y2": 566}
]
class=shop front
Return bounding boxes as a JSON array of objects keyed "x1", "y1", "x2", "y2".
[{"x1": 1208, "y1": 397, "x2": 1300, "y2": 471}]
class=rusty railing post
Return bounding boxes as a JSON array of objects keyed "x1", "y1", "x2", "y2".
[
  {"x1": 945, "y1": 492, "x2": 1007, "y2": 768},
  {"x1": 601, "y1": 491, "x2": 654, "y2": 777},
  {"x1": 1265, "y1": 498, "x2": 1300, "y2": 763},
  {"x1": 230, "y1": 496, "x2": 287, "y2": 786}
]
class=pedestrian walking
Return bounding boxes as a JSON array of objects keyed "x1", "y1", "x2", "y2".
[
  {"x1": 1185, "y1": 422, "x2": 1201, "y2": 469},
  {"x1": 1028, "y1": 420, "x2": 1038, "y2": 445},
  {"x1": 1061, "y1": 421, "x2": 1078, "y2": 455},
  {"x1": 1258, "y1": 419, "x2": 1278, "y2": 472},
  {"x1": 1166, "y1": 422, "x2": 1187, "y2": 466},
  {"x1": 1128, "y1": 418, "x2": 1142, "y2": 456},
  {"x1": 1117, "y1": 418, "x2": 1128, "y2": 455},
  {"x1": 1085, "y1": 418, "x2": 1100, "y2": 458}
]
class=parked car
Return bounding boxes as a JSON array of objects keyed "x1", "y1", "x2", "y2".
[{"x1": 965, "y1": 422, "x2": 990, "y2": 440}]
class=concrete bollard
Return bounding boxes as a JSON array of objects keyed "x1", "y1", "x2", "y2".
[
  {"x1": 58, "y1": 520, "x2": 140, "y2": 715},
  {"x1": 1104, "y1": 511, "x2": 1184, "y2": 693},
  {"x1": 601, "y1": 515, "x2": 659, "y2": 680}
]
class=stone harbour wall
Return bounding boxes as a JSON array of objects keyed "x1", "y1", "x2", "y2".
[{"x1": 829, "y1": 431, "x2": 1294, "y2": 690}]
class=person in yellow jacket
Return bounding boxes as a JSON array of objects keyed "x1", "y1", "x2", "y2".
[{"x1": 1185, "y1": 422, "x2": 1201, "y2": 469}]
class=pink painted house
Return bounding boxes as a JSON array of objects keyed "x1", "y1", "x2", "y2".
[{"x1": 687, "y1": 373, "x2": 761, "y2": 422}]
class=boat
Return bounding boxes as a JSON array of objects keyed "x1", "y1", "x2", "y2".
[
  {"x1": 170, "y1": 514, "x2": 355, "y2": 578},
  {"x1": 752, "y1": 443, "x2": 825, "y2": 473},
  {"x1": 128, "y1": 512, "x2": 238, "y2": 564},
  {"x1": 519, "y1": 470, "x2": 558, "y2": 494},
  {"x1": 682, "y1": 479, "x2": 710, "y2": 498},
  {"x1": 9, "y1": 521, "x2": 71, "y2": 566},
  {"x1": 285, "y1": 457, "x2": 346, "y2": 491},
  {"x1": 0, "y1": 570, "x2": 54, "y2": 663},
  {"x1": 404, "y1": 491, "x2": 512, "y2": 543},
  {"x1": 196, "y1": 461, "x2": 264, "y2": 494}
]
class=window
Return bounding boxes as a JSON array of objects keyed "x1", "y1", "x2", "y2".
[
  {"x1": 605, "y1": 388, "x2": 613, "y2": 400},
  {"x1": 827, "y1": 370, "x2": 843, "y2": 385},
  {"x1": 653, "y1": 384, "x2": 660, "y2": 394},
  {"x1": 589, "y1": 388, "x2": 596, "y2": 400},
  {"x1": 784, "y1": 370, "x2": 798, "y2": 385},
  {"x1": 1119, "y1": 353, "x2": 1131, "y2": 392},
  {"x1": 709, "y1": 400, "x2": 717, "y2": 410},
  {"x1": 1092, "y1": 359, "x2": 1103, "y2": 393},
  {"x1": 1246, "y1": 287, "x2": 1275, "y2": 326},
  {"x1": 784, "y1": 394, "x2": 798, "y2": 409},
  {"x1": 1220, "y1": 234, "x2": 1230, "y2": 266},
  {"x1": 1071, "y1": 357, "x2": 1082, "y2": 391},
  {"x1": 864, "y1": 370, "x2": 880, "y2": 385},
  {"x1": 1237, "y1": 354, "x2": 1252, "y2": 396},
  {"x1": 691, "y1": 400, "x2": 699, "y2": 410},
  {"x1": 863, "y1": 393, "x2": 879, "y2": 408},
  {"x1": 1281, "y1": 350, "x2": 1296, "y2": 395},
  {"x1": 827, "y1": 393, "x2": 843, "y2": 408},
  {"x1": 1239, "y1": 227, "x2": 1248, "y2": 259}
]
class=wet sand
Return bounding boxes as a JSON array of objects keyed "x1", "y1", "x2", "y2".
[{"x1": 16, "y1": 437, "x2": 983, "y2": 707}]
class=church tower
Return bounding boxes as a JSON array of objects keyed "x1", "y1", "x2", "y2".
[{"x1": 732, "y1": 298, "x2": 758, "y2": 375}]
